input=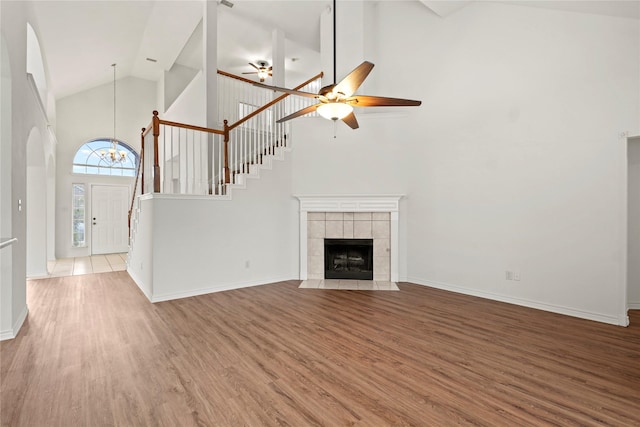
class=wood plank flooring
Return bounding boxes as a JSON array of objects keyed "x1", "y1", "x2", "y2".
[{"x1": 1, "y1": 272, "x2": 639, "y2": 426}]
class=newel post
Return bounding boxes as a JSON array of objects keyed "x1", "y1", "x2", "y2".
[
  {"x1": 223, "y1": 119, "x2": 230, "y2": 185},
  {"x1": 140, "y1": 127, "x2": 146, "y2": 194},
  {"x1": 152, "y1": 110, "x2": 161, "y2": 193}
]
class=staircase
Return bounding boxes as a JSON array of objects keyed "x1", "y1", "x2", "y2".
[{"x1": 126, "y1": 70, "x2": 322, "y2": 301}]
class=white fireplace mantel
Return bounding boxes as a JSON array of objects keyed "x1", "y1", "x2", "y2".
[{"x1": 295, "y1": 195, "x2": 403, "y2": 282}]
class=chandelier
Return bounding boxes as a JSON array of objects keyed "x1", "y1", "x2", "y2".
[{"x1": 100, "y1": 63, "x2": 127, "y2": 164}]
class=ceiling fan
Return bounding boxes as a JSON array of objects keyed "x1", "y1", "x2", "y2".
[
  {"x1": 243, "y1": 61, "x2": 272, "y2": 82},
  {"x1": 253, "y1": 0, "x2": 421, "y2": 130}
]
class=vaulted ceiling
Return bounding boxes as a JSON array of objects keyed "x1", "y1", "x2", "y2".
[
  {"x1": 28, "y1": 0, "x2": 640, "y2": 100},
  {"x1": 30, "y1": 0, "x2": 331, "y2": 100}
]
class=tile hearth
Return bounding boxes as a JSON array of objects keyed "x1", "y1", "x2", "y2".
[{"x1": 299, "y1": 279, "x2": 399, "y2": 291}]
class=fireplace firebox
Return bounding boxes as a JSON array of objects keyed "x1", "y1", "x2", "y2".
[{"x1": 324, "y1": 239, "x2": 373, "y2": 280}]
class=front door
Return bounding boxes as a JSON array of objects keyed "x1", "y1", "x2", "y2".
[{"x1": 91, "y1": 185, "x2": 129, "y2": 255}]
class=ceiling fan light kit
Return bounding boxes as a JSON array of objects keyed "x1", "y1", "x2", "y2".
[
  {"x1": 243, "y1": 61, "x2": 273, "y2": 82},
  {"x1": 257, "y1": 69, "x2": 269, "y2": 82},
  {"x1": 317, "y1": 102, "x2": 353, "y2": 121}
]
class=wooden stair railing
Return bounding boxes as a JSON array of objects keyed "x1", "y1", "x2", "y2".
[
  {"x1": 127, "y1": 131, "x2": 144, "y2": 237},
  {"x1": 127, "y1": 70, "x2": 323, "y2": 236}
]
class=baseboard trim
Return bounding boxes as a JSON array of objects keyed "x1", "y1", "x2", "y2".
[
  {"x1": 0, "y1": 305, "x2": 29, "y2": 341},
  {"x1": 126, "y1": 268, "x2": 153, "y2": 302},
  {"x1": 150, "y1": 276, "x2": 296, "y2": 303},
  {"x1": 27, "y1": 269, "x2": 49, "y2": 279},
  {"x1": 629, "y1": 302, "x2": 640, "y2": 310},
  {"x1": 406, "y1": 277, "x2": 626, "y2": 326}
]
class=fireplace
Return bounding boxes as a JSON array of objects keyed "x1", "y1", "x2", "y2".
[
  {"x1": 325, "y1": 239, "x2": 373, "y2": 280},
  {"x1": 296, "y1": 195, "x2": 402, "y2": 282}
]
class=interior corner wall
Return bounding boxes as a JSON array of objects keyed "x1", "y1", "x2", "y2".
[
  {"x1": 164, "y1": 63, "x2": 199, "y2": 112},
  {"x1": 55, "y1": 76, "x2": 156, "y2": 259},
  {"x1": 163, "y1": 70, "x2": 205, "y2": 126},
  {"x1": 292, "y1": 1, "x2": 640, "y2": 325}
]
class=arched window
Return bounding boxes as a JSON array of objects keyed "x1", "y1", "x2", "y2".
[{"x1": 72, "y1": 139, "x2": 139, "y2": 177}]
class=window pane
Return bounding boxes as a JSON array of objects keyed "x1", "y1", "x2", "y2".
[
  {"x1": 72, "y1": 139, "x2": 139, "y2": 177},
  {"x1": 71, "y1": 184, "x2": 85, "y2": 247}
]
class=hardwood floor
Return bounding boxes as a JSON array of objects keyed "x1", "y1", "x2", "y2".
[{"x1": 2, "y1": 272, "x2": 639, "y2": 426}]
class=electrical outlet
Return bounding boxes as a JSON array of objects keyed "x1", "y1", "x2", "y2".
[
  {"x1": 245, "y1": 260, "x2": 250, "y2": 269},
  {"x1": 513, "y1": 272, "x2": 520, "y2": 281},
  {"x1": 505, "y1": 271, "x2": 513, "y2": 280}
]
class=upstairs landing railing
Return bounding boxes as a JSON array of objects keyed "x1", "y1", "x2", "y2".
[{"x1": 128, "y1": 71, "x2": 323, "y2": 232}]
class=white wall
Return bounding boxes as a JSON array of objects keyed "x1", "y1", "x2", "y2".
[
  {"x1": 164, "y1": 63, "x2": 199, "y2": 112},
  {"x1": 290, "y1": 114, "x2": 412, "y2": 279},
  {"x1": 46, "y1": 148, "x2": 56, "y2": 261},
  {"x1": 127, "y1": 196, "x2": 154, "y2": 299},
  {"x1": 1, "y1": 1, "x2": 54, "y2": 339},
  {"x1": 163, "y1": 70, "x2": 205, "y2": 126},
  {"x1": 26, "y1": 23, "x2": 47, "y2": 112},
  {"x1": 1, "y1": 33, "x2": 15, "y2": 339},
  {"x1": 628, "y1": 137, "x2": 640, "y2": 309},
  {"x1": 26, "y1": 126, "x2": 48, "y2": 277},
  {"x1": 55, "y1": 76, "x2": 156, "y2": 258},
  {"x1": 128, "y1": 151, "x2": 297, "y2": 302},
  {"x1": 292, "y1": 1, "x2": 640, "y2": 325}
]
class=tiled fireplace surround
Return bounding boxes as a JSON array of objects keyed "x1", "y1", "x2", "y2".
[{"x1": 296, "y1": 195, "x2": 401, "y2": 282}]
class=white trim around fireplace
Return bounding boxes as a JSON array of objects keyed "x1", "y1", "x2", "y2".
[{"x1": 295, "y1": 195, "x2": 403, "y2": 282}]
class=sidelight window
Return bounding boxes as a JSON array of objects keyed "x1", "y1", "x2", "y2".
[{"x1": 71, "y1": 183, "x2": 85, "y2": 248}]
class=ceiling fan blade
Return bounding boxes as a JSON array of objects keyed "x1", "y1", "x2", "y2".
[
  {"x1": 276, "y1": 104, "x2": 322, "y2": 123},
  {"x1": 341, "y1": 112, "x2": 359, "y2": 129},
  {"x1": 347, "y1": 95, "x2": 422, "y2": 107},
  {"x1": 333, "y1": 61, "x2": 374, "y2": 98},
  {"x1": 242, "y1": 72, "x2": 258, "y2": 75},
  {"x1": 249, "y1": 62, "x2": 260, "y2": 71},
  {"x1": 267, "y1": 66, "x2": 273, "y2": 71},
  {"x1": 253, "y1": 82, "x2": 318, "y2": 99}
]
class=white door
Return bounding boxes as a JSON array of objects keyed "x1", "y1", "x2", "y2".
[{"x1": 91, "y1": 185, "x2": 129, "y2": 255}]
